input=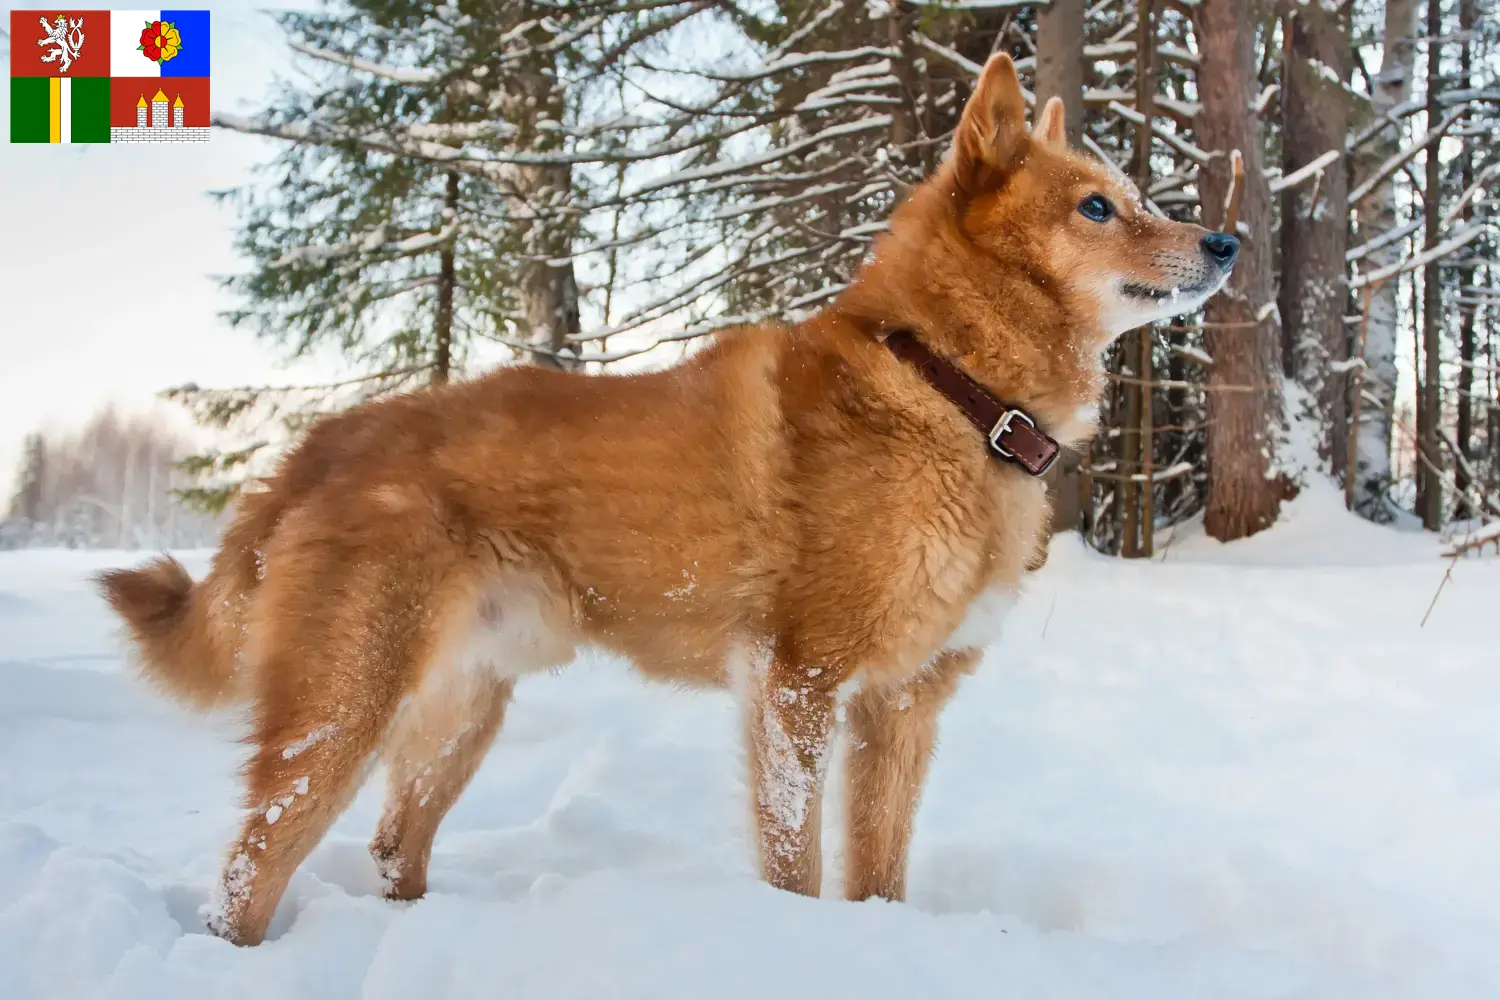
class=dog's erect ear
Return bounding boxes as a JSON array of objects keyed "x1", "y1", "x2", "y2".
[
  {"x1": 954, "y1": 54, "x2": 1029, "y2": 190},
  {"x1": 1032, "y1": 96, "x2": 1067, "y2": 150}
]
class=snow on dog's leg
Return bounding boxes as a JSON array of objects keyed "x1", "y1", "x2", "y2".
[
  {"x1": 743, "y1": 638, "x2": 837, "y2": 897},
  {"x1": 843, "y1": 649, "x2": 976, "y2": 902},
  {"x1": 371, "y1": 675, "x2": 514, "y2": 900}
]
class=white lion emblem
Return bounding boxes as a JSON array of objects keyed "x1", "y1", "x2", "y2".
[{"x1": 37, "y1": 14, "x2": 86, "y2": 74}]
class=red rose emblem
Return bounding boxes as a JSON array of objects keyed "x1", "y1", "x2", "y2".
[{"x1": 139, "y1": 21, "x2": 163, "y2": 61}]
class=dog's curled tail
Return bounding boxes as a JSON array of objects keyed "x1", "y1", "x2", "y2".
[{"x1": 96, "y1": 556, "x2": 242, "y2": 712}]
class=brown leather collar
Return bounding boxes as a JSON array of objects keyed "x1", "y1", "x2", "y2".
[{"x1": 884, "y1": 329, "x2": 1060, "y2": 477}]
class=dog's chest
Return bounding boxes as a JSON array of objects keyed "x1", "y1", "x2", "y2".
[
  {"x1": 915, "y1": 475, "x2": 1044, "y2": 658},
  {"x1": 941, "y1": 582, "x2": 1019, "y2": 653}
]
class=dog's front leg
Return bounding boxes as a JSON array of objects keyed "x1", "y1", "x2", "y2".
[
  {"x1": 843, "y1": 649, "x2": 977, "y2": 902},
  {"x1": 745, "y1": 652, "x2": 837, "y2": 896}
]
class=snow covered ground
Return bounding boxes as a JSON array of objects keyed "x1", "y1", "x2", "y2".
[{"x1": 2, "y1": 483, "x2": 1498, "y2": 999}]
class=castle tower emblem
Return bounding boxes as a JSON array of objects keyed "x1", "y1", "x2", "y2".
[{"x1": 113, "y1": 87, "x2": 209, "y2": 143}]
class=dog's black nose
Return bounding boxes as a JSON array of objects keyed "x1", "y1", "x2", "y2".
[{"x1": 1201, "y1": 232, "x2": 1240, "y2": 268}]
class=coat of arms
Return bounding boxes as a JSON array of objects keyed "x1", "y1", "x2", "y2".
[{"x1": 36, "y1": 14, "x2": 86, "y2": 74}]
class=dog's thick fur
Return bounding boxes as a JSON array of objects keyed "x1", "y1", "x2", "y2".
[{"x1": 100, "y1": 56, "x2": 1236, "y2": 946}]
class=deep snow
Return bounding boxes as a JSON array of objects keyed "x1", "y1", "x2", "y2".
[{"x1": 2, "y1": 483, "x2": 1498, "y2": 999}]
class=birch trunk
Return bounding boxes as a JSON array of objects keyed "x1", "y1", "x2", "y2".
[{"x1": 1352, "y1": 0, "x2": 1420, "y2": 518}]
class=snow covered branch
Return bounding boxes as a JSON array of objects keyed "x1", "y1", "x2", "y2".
[
  {"x1": 1269, "y1": 148, "x2": 1340, "y2": 194},
  {"x1": 1351, "y1": 223, "x2": 1491, "y2": 289},
  {"x1": 1105, "y1": 101, "x2": 1213, "y2": 164},
  {"x1": 1349, "y1": 107, "x2": 1465, "y2": 205},
  {"x1": 288, "y1": 41, "x2": 440, "y2": 84}
]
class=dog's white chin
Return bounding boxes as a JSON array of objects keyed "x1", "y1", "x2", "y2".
[{"x1": 1097, "y1": 272, "x2": 1230, "y2": 341}]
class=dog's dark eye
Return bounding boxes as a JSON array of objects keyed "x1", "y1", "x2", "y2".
[{"x1": 1078, "y1": 195, "x2": 1114, "y2": 222}]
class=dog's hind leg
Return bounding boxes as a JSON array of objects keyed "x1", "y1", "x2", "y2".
[
  {"x1": 209, "y1": 545, "x2": 468, "y2": 946},
  {"x1": 842, "y1": 649, "x2": 976, "y2": 902},
  {"x1": 370, "y1": 674, "x2": 515, "y2": 900},
  {"x1": 212, "y1": 667, "x2": 406, "y2": 946},
  {"x1": 370, "y1": 563, "x2": 576, "y2": 900}
]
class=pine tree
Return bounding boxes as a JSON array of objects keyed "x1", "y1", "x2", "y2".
[
  {"x1": 176, "y1": 0, "x2": 573, "y2": 507},
  {"x1": 184, "y1": 0, "x2": 759, "y2": 487}
]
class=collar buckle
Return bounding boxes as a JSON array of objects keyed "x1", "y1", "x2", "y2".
[{"x1": 988, "y1": 408, "x2": 1035, "y2": 460}]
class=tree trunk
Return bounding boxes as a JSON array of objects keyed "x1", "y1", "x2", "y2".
[
  {"x1": 1035, "y1": 0, "x2": 1085, "y2": 145},
  {"x1": 432, "y1": 170, "x2": 458, "y2": 385},
  {"x1": 887, "y1": 7, "x2": 913, "y2": 152},
  {"x1": 1033, "y1": 0, "x2": 1089, "y2": 539},
  {"x1": 1410, "y1": 260, "x2": 1424, "y2": 501},
  {"x1": 1454, "y1": 0, "x2": 1477, "y2": 512},
  {"x1": 1280, "y1": 0, "x2": 1350, "y2": 474},
  {"x1": 1419, "y1": 0, "x2": 1444, "y2": 530},
  {"x1": 1121, "y1": 0, "x2": 1156, "y2": 558},
  {"x1": 510, "y1": 54, "x2": 581, "y2": 371},
  {"x1": 1353, "y1": 0, "x2": 1420, "y2": 518},
  {"x1": 512, "y1": 157, "x2": 582, "y2": 370},
  {"x1": 1490, "y1": 343, "x2": 1500, "y2": 493},
  {"x1": 1196, "y1": 0, "x2": 1287, "y2": 541},
  {"x1": 1120, "y1": 327, "x2": 1143, "y2": 555}
]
